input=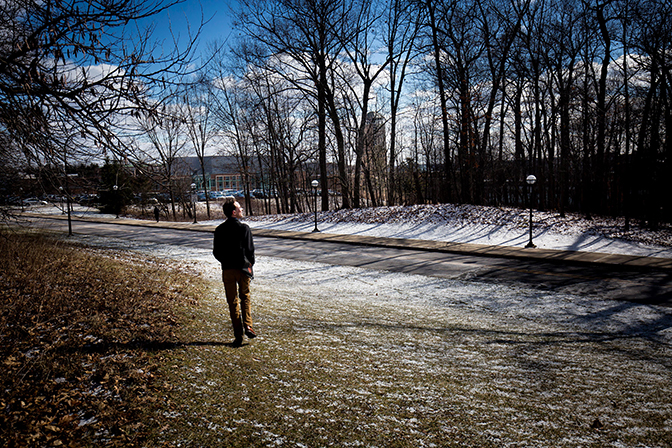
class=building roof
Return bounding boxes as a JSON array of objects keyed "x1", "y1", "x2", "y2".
[{"x1": 175, "y1": 156, "x2": 244, "y2": 176}]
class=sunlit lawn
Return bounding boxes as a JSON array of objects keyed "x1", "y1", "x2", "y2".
[{"x1": 151, "y1": 259, "x2": 672, "y2": 448}]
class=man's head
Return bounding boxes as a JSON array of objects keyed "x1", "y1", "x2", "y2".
[{"x1": 223, "y1": 201, "x2": 244, "y2": 219}]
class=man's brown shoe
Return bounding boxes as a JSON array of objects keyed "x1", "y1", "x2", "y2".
[{"x1": 245, "y1": 326, "x2": 257, "y2": 339}]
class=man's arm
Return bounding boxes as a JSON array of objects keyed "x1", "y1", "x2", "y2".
[
  {"x1": 244, "y1": 226, "x2": 255, "y2": 266},
  {"x1": 213, "y1": 226, "x2": 225, "y2": 263}
]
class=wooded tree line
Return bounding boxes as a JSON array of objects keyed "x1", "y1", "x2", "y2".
[
  {"x1": 218, "y1": 0, "x2": 672, "y2": 227},
  {"x1": 2, "y1": 0, "x2": 671, "y2": 227}
]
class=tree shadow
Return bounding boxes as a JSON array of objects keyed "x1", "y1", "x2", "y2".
[{"x1": 59, "y1": 339, "x2": 249, "y2": 354}]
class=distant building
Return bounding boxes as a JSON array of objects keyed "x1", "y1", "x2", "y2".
[
  {"x1": 364, "y1": 112, "x2": 386, "y2": 157},
  {"x1": 174, "y1": 156, "x2": 258, "y2": 192}
]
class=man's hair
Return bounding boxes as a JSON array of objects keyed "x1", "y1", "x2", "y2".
[{"x1": 223, "y1": 200, "x2": 236, "y2": 218}]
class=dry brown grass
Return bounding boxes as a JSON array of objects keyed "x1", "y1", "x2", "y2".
[{"x1": 0, "y1": 228, "x2": 206, "y2": 447}]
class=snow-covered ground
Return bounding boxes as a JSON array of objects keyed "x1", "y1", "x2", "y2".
[
  {"x1": 26, "y1": 202, "x2": 672, "y2": 257},
  {"x1": 239, "y1": 204, "x2": 672, "y2": 259},
  {"x1": 48, "y1": 201, "x2": 672, "y2": 345}
]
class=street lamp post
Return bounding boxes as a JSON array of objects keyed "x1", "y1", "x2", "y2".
[
  {"x1": 59, "y1": 186, "x2": 65, "y2": 215},
  {"x1": 191, "y1": 183, "x2": 197, "y2": 224},
  {"x1": 525, "y1": 174, "x2": 537, "y2": 248},
  {"x1": 60, "y1": 185, "x2": 72, "y2": 236},
  {"x1": 311, "y1": 179, "x2": 320, "y2": 233},
  {"x1": 113, "y1": 184, "x2": 119, "y2": 218}
]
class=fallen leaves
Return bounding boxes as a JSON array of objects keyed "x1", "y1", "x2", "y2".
[{"x1": 0, "y1": 230, "x2": 205, "y2": 447}]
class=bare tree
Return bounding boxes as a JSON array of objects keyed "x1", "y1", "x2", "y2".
[
  {"x1": 591, "y1": 0, "x2": 616, "y2": 215},
  {"x1": 339, "y1": 1, "x2": 392, "y2": 207},
  {"x1": 541, "y1": 0, "x2": 583, "y2": 217},
  {"x1": 216, "y1": 0, "x2": 672, "y2": 225},
  {"x1": 0, "y1": 0, "x2": 199, "y2": 176},
  {"x1": 184, "y1": 76, "x2": 219, "y2": 219},
  {"x1": 211, "y1": 66, "x2": 259, "y2": 214},
  {"x1": 417, "y1": 0, "x2": 455, "y2": 202},
  {"x1": 236, "y1": 0, "x2": 352, "y2": 210},
  {"x1": 629, "y1": 0, "x2": 672, "y2": 228},
  {"x1": 384, "y1": 0, "x2": 422, "y2": 206},
  {"x1": 136, "y1": 94, "x2": 190, "y2": 220},
  {"x1": 477, "y1": 0, "x2": 530, "y2": 202},
  {"x1": 257, "y1": 78, "x2": 313, "y2": 213}
]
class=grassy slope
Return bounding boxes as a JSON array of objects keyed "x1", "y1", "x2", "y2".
[
  {"x1": 3, "y1": 227, "x2": 671, "y2": 447},
  {"x1": 151, "y1": 261, "x2": 672, "y2": 448},
  {"x1": 0, "y1": 229, "x2": 206, "y2": 447}
]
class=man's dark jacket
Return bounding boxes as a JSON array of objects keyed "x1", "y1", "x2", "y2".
[{"x1": 213, "y1": 217, "x2": 255, "y2": 270}]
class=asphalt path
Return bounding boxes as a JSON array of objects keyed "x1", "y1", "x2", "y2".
[{"x1": 19, "y1": 216, "x2": 672, "y2": 306}]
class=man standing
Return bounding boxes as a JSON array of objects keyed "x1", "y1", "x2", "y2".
[{"x1": 213, "y1": 200, "x2": 257, "y2": 347}]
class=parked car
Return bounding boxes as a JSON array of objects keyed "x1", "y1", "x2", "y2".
[
  {"x1": 46, "y1": 194, "x2": 66, "y2": 203},
  {"x1": 156, "y1": 193, "x2": 171, "y2": 202},
  {"x1": 77, "y1": 194, "x2": 100, "y2": 206},
  {"x1": 252, "y1": 189, "x2": 277, "y2": 199},
  {"x1": 196, "y1": 191, "x2": 218, "y2": 201},
  {"x1": 23, "y1": 197, "x2": 48, "y2": 206}
]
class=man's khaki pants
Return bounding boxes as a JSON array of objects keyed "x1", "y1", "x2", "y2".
[{"x1": 222, "y1": 269, "x2": 252, "y2": 339}]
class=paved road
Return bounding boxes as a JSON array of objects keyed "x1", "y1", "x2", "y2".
[{"x1": 19, "y1": 215, "x2": 672, "y2": 306}]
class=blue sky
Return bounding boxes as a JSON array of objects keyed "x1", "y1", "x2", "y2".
[{"x1": 148, "y1": 0, "x2": 239, "y2": 57}]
